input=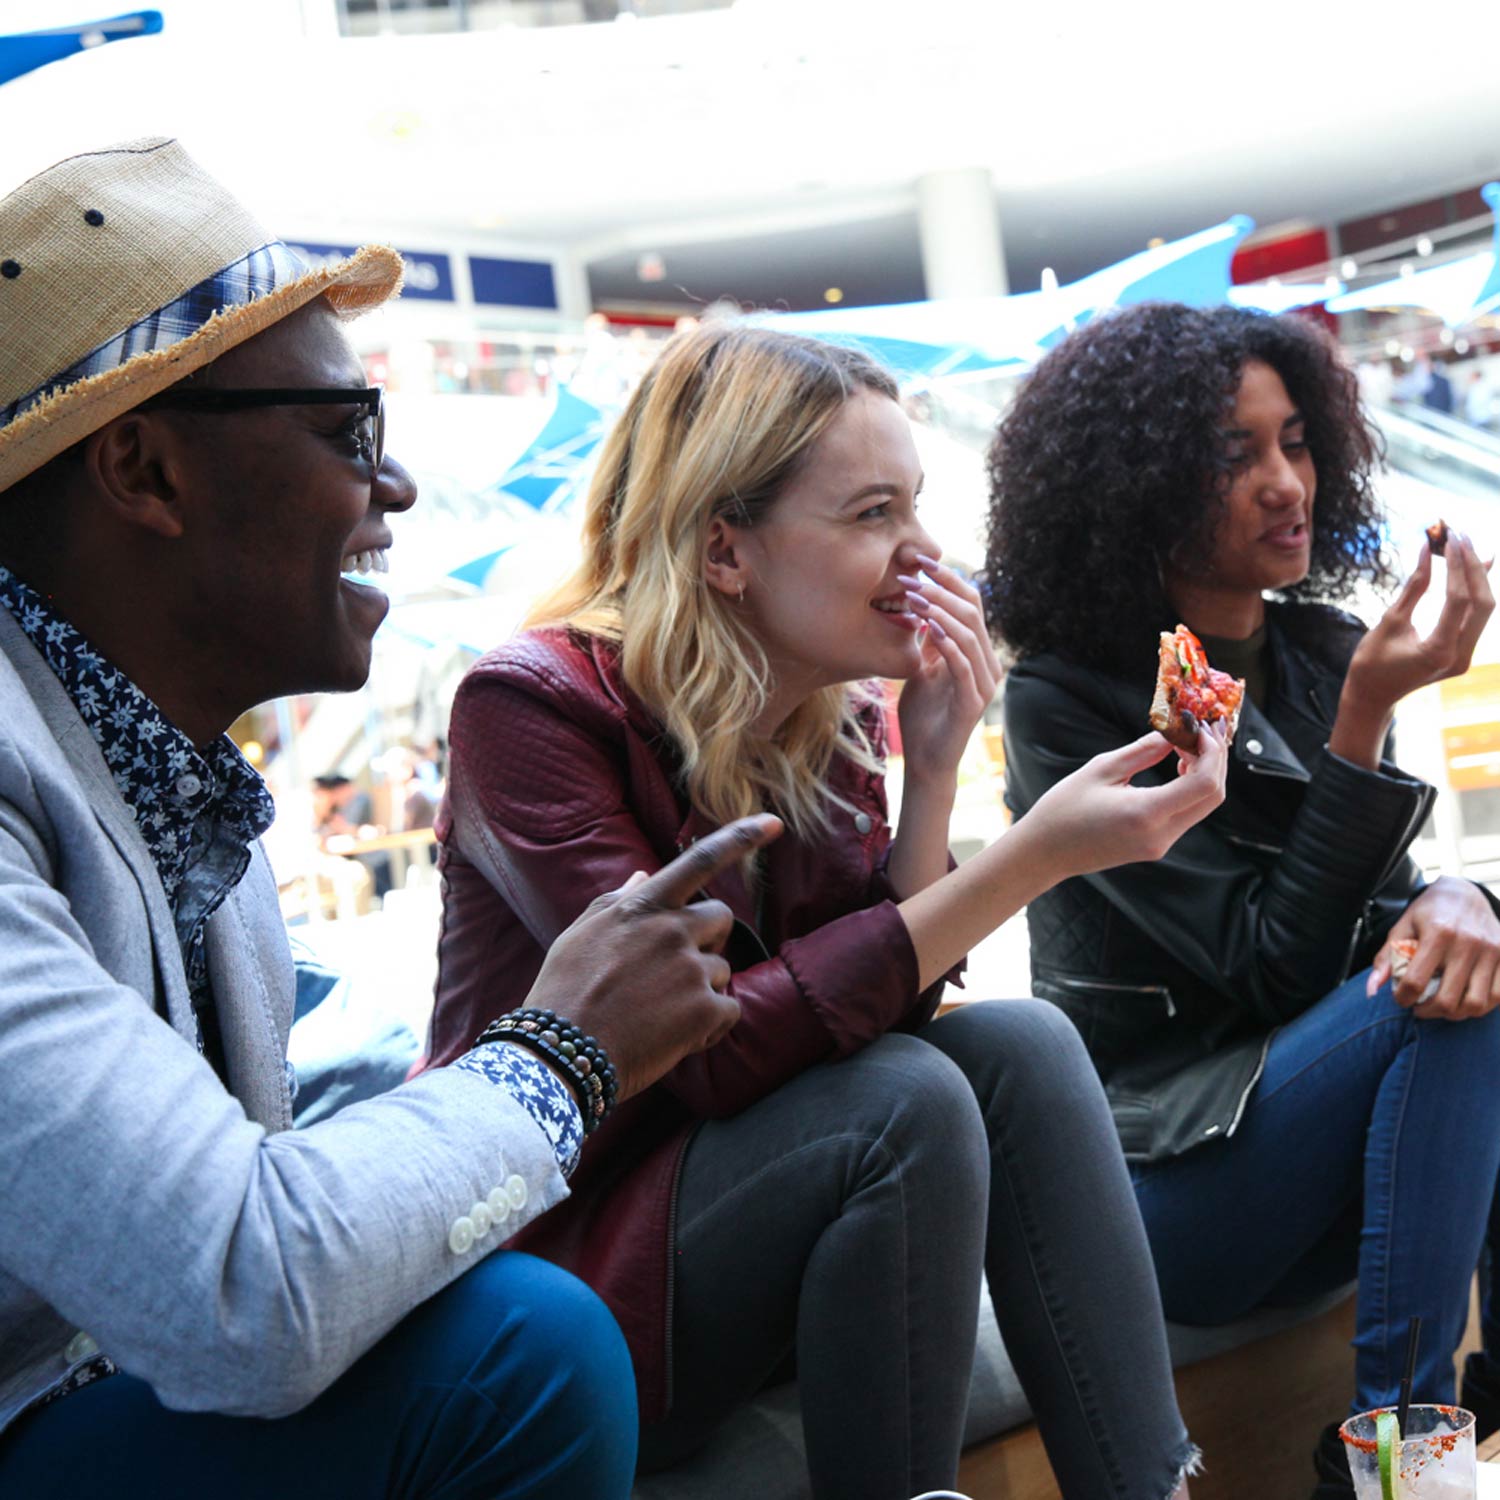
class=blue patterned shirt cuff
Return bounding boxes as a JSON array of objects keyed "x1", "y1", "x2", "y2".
[{"x1": 453, "y1": 1042, "x2": 584, "y2": 1177}]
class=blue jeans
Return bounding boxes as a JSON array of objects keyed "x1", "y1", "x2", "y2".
[
  {"x1": 1130, "y1": 970, "x2": 1500, "y2": 1413},
  {"x1": 0, "y1": 1251, "x2": 637, "y2": 1500}
]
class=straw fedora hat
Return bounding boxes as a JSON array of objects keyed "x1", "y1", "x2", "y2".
[{"x1": 0, "y1": 136, "x2": 404, "y2": 493}]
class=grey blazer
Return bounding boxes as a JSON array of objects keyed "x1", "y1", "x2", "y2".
[{"x1": 0, "y1": 610, "x2": 568, "y2": 1431}]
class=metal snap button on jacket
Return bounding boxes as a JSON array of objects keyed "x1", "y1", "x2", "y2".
[{"x1": 64, "y1": 1331, "x2": 98, "y2": 1364}]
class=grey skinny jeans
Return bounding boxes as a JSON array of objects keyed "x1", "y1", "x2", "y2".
[{"x1": 636, "y1": 1000, "x2": 1197, "y2": 1500}]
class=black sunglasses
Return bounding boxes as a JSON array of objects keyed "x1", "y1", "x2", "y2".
[{"x1": 141, "y1": 386, "x2": 385, "y2": 472}]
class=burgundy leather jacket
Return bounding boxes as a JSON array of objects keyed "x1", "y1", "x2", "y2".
[{"x1": 423, "y1": 628, "x2": 946, "y2": 1419}]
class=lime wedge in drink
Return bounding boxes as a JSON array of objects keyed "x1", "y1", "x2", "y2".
[{"x1": 1376, "y1": 1409, "x2": 1400, "y2": 1500}]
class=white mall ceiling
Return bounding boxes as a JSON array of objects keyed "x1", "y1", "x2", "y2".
[{"x1": 3, "y1": 0, "x2": 1500, "y2": 305}]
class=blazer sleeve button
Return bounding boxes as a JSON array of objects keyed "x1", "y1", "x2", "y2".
[{"x1": 448, "y1": 1216, "x2": 477, "y2": 1255}]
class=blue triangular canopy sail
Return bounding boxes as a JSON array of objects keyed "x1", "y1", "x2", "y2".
[
  {"x1": 1326, "y1": 181, "x2": 1500, "y2": 327},
  {"x1": 0, "y1": 10, "x2": 161, "y2": 86},
  {"x1": 442, "y1": 386, "x2": 607, "y2": 590},
  {"x1": 1473, "y1": 183, "x2": 1500, "y2": 317},
  {"x1": 446, "y1": 545, "x2": 514, "y2": 591},
  {"x1": 763, "y1": 216, "x2": 1259, "y2": 379},
  {"x1": 489, "y1": 384, "x2": 605, "y2": 513}
]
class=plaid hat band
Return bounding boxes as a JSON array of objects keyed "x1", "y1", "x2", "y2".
[{"x1": 0, "y1": 239, "x2": 307, "y2": 432}]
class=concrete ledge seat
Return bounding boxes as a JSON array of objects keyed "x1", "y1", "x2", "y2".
[{"x1": 633, "y1": 1281, "x2": 1356, "y2": 1500}]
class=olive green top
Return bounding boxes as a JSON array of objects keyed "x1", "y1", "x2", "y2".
[{"x1": 1198, "y1": 623, "x2": 1270, "y2": 709}]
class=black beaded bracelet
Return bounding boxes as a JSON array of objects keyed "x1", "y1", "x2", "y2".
[{"x1": 475, "y1": 1008, "x2": 619, "y2": 1135}]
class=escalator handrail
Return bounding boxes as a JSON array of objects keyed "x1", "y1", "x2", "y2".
[
  {"x1": 1381, "y1": 399, "x2": 1500, "y2": 461},
  {"x1": 1372, "y1": 405, "x2": 1500, "y2": 484}
]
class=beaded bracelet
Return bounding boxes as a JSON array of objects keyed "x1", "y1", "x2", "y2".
[{"x1": 475, "y1": 1008, "x2": 619, "y2": 1135}]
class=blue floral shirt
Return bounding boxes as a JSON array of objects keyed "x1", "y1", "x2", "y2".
[
  {"x1": 0, "y1": 565, "x2": 582, "y2": 1166},
  {"x1": 0, "y1": 565, "x2": 274, "y2": 1075}
]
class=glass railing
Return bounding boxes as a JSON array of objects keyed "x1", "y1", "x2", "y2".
[
  {"x1": 1370, "y1": 402, "x2": 1500, "y2": 503},
  {"x1": 336, "y1": 0, "x2": 733, "y2": 38}
]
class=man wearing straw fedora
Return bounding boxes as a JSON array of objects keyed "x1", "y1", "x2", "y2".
[{"x1": 0, "y1": 137, "x2": 773, "y2": 1497}]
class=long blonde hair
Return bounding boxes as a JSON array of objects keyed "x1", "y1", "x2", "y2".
[{"x1": 527, "y1": 323, "x2": 901, "y2": 841}]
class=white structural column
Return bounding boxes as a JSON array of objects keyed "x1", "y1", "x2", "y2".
[
  {"x1": 553, "y1": 252, "x2": 594, "y2": 323},
  {"x1": 917, "y1": 166, "x2": 1008, "y2": 300}
]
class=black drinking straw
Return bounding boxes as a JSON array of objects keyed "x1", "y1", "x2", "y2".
[{"x1": 1396, "y1": 1315, "x2": 1421, "y2": 1438}]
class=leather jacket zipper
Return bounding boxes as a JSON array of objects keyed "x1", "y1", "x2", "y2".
[
  {"x1": 1223, "y1": 832, "x2": 1284, "y2": 855},
  {"x1": 1338, "y1": 903, "x2": 1371, "y2": 985},
  {"x1": 1242, "y1": 758, "x2": 1304, "y2": 783},
  {"x1": 1226, "y1": 1032, "x2": 1273, "y2": 1138},
  {"x1": 1371, "y1": 788, "x2": 1437, "y2": 893},
  {"x1": 1049, "y1": 974, "x2": 1176, "y2": 1017}
]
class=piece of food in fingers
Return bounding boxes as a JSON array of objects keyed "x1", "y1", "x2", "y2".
[
  {"x1": 1387, "y1": 936, "x2": 1440, "y2": 1001},
  {"x1": 1149, "y1": 624, "x2": 1246, "y2": 753},
  {"x1": 1387, "y1": 937, "x2": 1419, "y2": 983},
  {"x1": 1426, "y1": 519, "x2": 1448, "y2": 556}
]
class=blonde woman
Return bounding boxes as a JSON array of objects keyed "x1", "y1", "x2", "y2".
[{"x1": 422, "y1": 325, "x2": 1226, "y2": 1500}]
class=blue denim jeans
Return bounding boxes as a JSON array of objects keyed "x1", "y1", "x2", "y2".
[
  {"x1": 0, "y1": 1251, "x2": 638, "y2": 1500},
  {"x1": 1130, "y1": 970, "x2": 1500, "y2": 1413}
]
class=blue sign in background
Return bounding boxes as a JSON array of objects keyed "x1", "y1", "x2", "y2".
[
  {"x1": 284, "y1": 240, "x2": 456, "y2": 302},
  {"x1": 469, "y1": 255, "x2": 558, "y2": 310}
]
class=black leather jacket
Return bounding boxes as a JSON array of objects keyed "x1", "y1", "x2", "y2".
[{"x1": 1002, "y1": 601, "x2": 1436, "y2": 1164}]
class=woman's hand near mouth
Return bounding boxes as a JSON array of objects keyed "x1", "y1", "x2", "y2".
[
  {"x1": 895, "y1": 553, "x2": 1000, "y2": 776},
  {"x1": 888, "y1": 553, "x2": 1002, "y2": 899}
]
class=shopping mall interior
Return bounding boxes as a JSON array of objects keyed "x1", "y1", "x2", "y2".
[
  {"x1": 4, "y1": 5, "x2": 1500, "y2": 1493},
  {"x1": 7, "y1": 0, "x2": 1500, "y2": 1155}
]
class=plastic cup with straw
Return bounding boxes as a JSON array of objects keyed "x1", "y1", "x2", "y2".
[{"x1": 1340, "y1": 1317, "x2": 1479, "y2": 1497}]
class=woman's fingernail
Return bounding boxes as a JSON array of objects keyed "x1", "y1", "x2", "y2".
[
  {"x1": 896, "y1": 574, "x2": 923, "y2": 590},
  {"x1": 916, "y1": 553, "x2": 941, "y2": 570},
  {"x1": 928, "y1": 619, "x2": 947, "y2": 641},
  {"x1": 905, "y1": 591, "x2": 931, "y2": 613}
]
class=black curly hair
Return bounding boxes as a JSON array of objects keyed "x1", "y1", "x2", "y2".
[{"x1": 984, "y1": 302, "x2": 1393, "y2": 674}]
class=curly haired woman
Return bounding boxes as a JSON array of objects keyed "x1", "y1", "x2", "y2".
[
  {"x1": 420, "y1": 324, "x2": 1229, "y2": 1500},
  {"x1": 987, "y1": 301, "x2": 1500, "y2": 1497}
]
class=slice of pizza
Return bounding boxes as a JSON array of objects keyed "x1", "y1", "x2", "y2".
[{"x1": 1149, "y1": 624, "x2": 1246, "y2": 753}]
